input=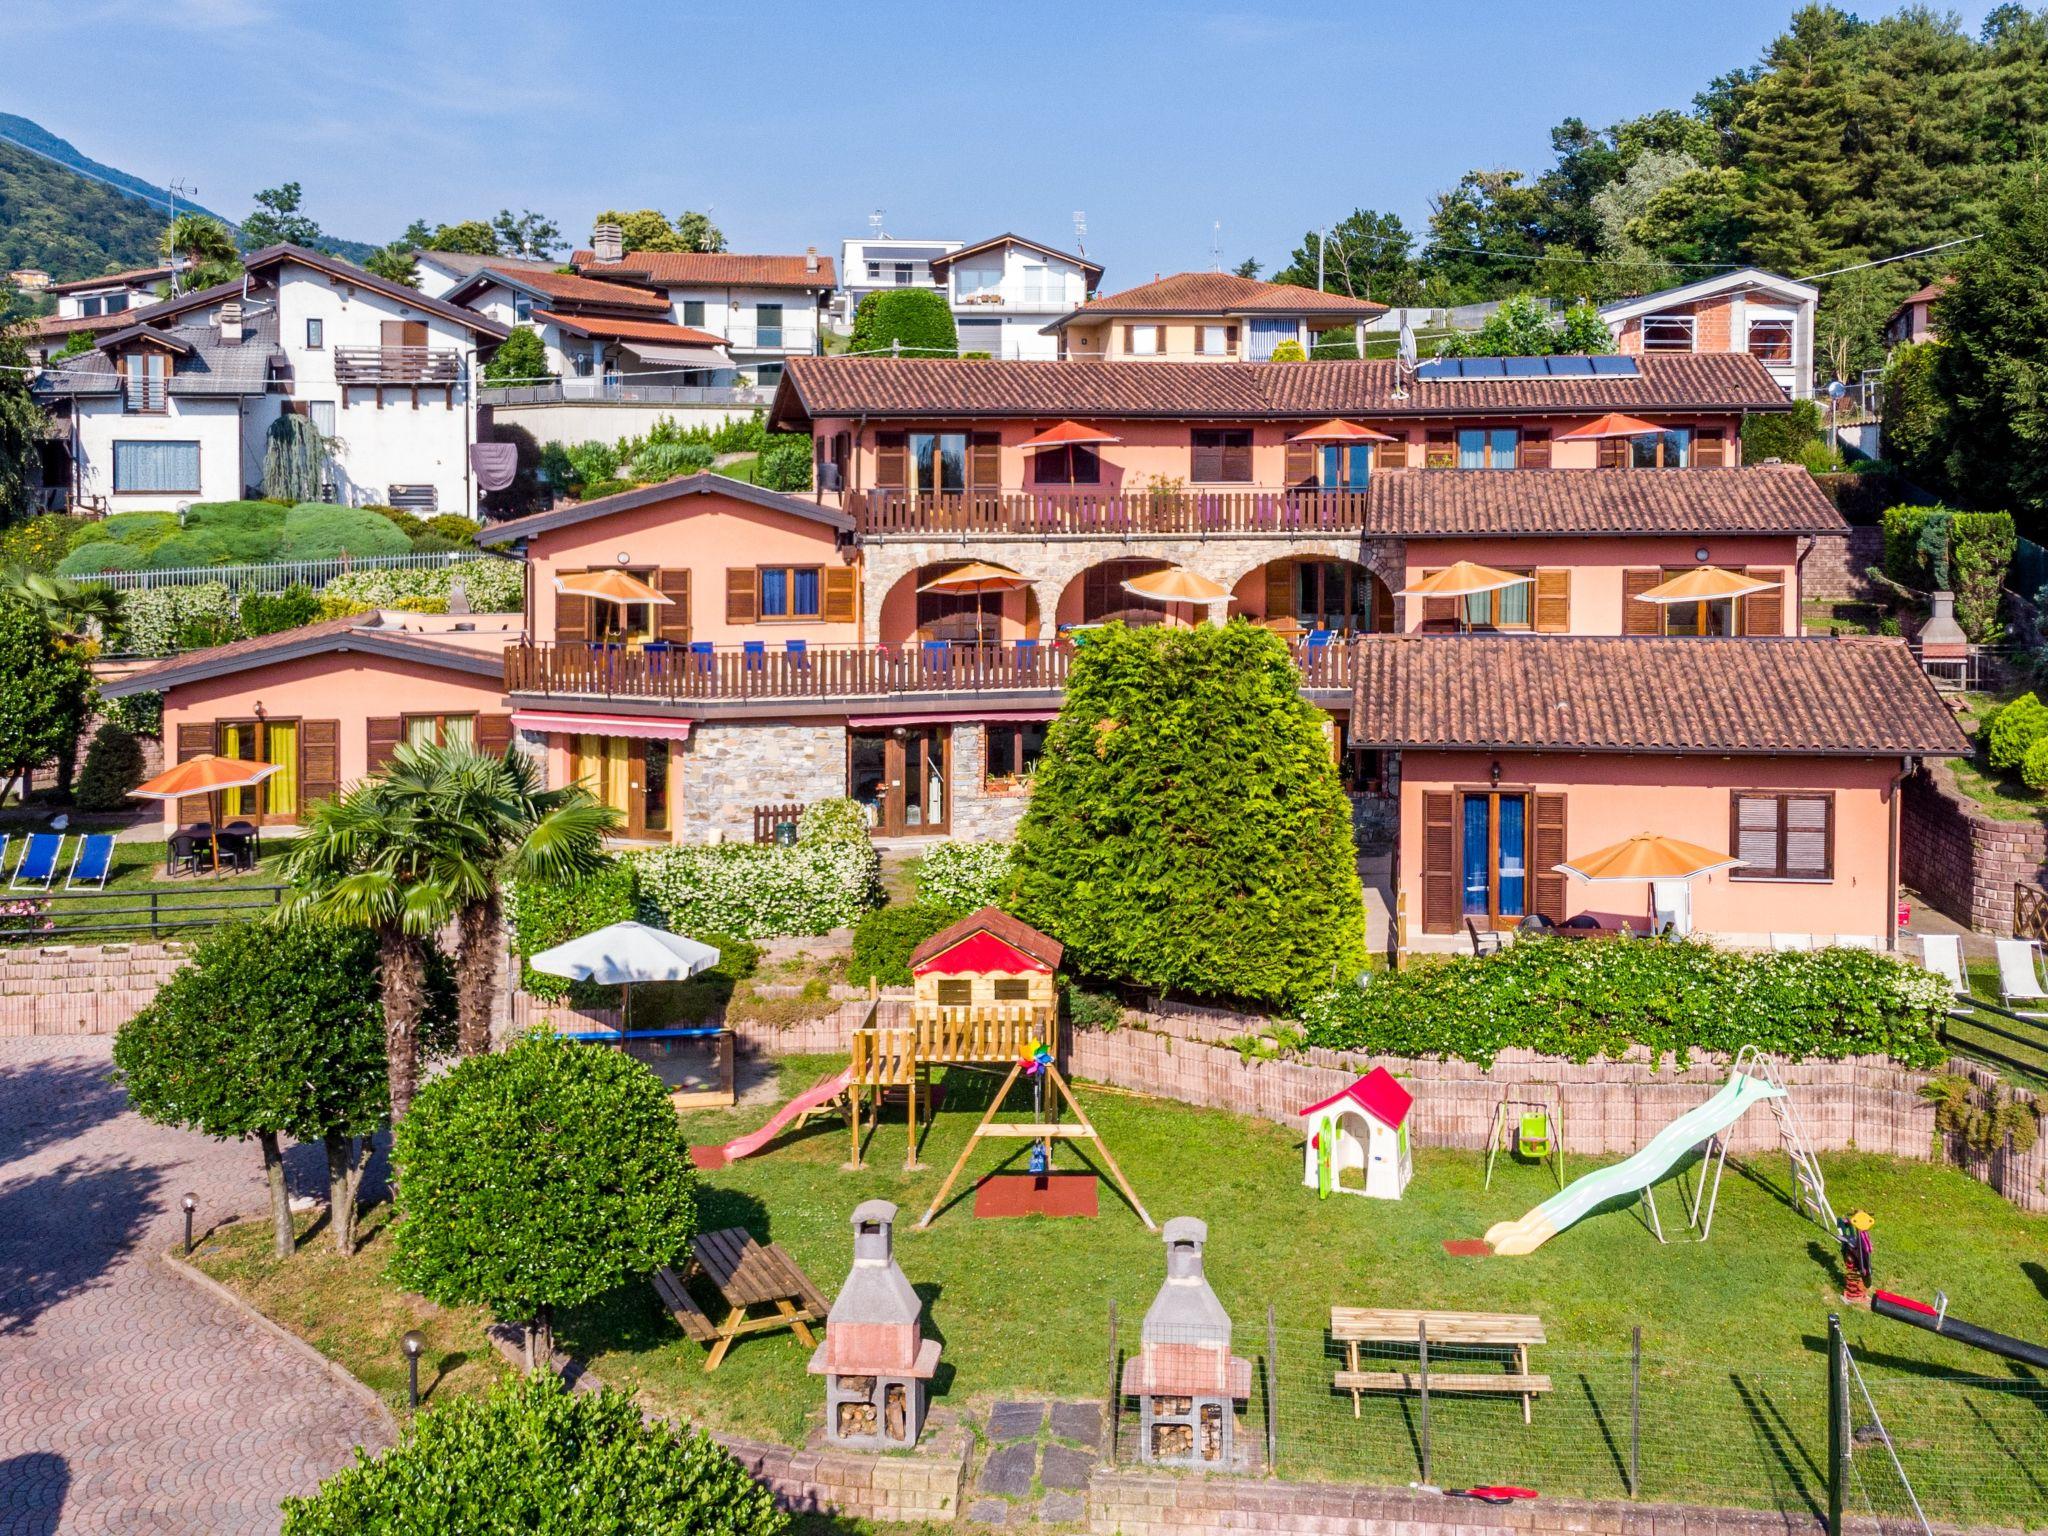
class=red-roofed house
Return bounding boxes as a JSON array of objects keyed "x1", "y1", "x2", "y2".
[
  {"x1": 1300, "y1": 1067, "x2": 1413, "y2": 1199},
  {"x1": 1045, "y1": 271, "x2": 1385, "y2": 362},
  {"x1": 908, "y1": 907, "x2": 1062, "y2": 1014}
]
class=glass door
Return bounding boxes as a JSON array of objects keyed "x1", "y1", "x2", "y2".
[
  {"x1": 1460, "y1": 790, "x2": 1528, "y2": 928},
  {"x1": 850, "y1": 727, "x2": 949, "y2": 836}
]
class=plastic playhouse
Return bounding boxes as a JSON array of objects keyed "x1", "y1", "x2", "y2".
[{"x1": 1299, "y1": 1068, "x2": 1413, "y2": 1200}]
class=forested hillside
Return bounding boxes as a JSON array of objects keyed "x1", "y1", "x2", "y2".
[{"x1": 0, "y1": 137, "x2": 170, "y2": 286}]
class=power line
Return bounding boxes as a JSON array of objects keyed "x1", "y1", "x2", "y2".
[{"x1": 1795, "y1": 235, "x2": 1981, "y2": 282}]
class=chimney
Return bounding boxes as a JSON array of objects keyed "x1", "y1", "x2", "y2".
[
  {"x1": 806, "y1": 245, "x2": 820, "y2": 274},
  {"x1": 591, "y1": 222, "x2": 624, "y2": 264},
  {"x1": 219, "y1": 301, "x2": 244, "y2": 344}
]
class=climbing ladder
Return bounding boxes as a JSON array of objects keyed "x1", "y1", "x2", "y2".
[{"x1": 1691, "y1": 1045, "x2": 1838, "y2": 1240}]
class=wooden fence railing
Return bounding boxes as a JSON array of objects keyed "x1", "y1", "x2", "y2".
[
  {"x1": 2016, "y1": 882, "x2": 2048, "y2": 945},
  {"x1": 751, "y1": 802, "x2": 804, "y2": 844},
  {"x1": 846, "y1": 488, "x2": 1374, "y2": 537}
]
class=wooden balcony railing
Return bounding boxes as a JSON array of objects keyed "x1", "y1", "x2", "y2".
[
  {"x1": 332, "y1": 346, "x2": 465, "y2": 386},
  {"x1": 846, "y1": 488, "x2": 1373, "y2": 537},
  {"x1": 505, "y1": 635, "x2": 1357, "y2": 703}
]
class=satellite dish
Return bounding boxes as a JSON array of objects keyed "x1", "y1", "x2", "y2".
[{"x1": 1398, "y1": 318, "x2": 1418, "y2": 367}]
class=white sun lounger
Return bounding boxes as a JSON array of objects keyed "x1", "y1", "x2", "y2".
[
  {"x1": 1832, "y1": 935, "x2": 1879, "y2": 950},
  {"x1": 1918, "y1": 934, "x2": 1965, "y2": 996},
  {"x1": 1995, "y1": 938, "x2": 2048, "y2": 1017}
]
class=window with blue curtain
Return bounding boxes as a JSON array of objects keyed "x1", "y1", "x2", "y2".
[
  {"x1": 1321, "y1": 444, "x2": 1371, "y2": 489},
  {"x1": 1456, "y1": 428, "x2": 1519, "y2": 469},
  {"x1": 1462, "y1": 795, "x2": 1491, "y2": 915},
  {"x1": 1248, "y1": 318, "x2": 1297, "y2": 360},
  {"x1": 792, "y1": 568, "x2": 820, "y2": 616},
  {"x1": 1497, "y1": 795, "x2": 1526, "y2": 917},
  {"x1": 759, "y1": 567, "x2": 788, "y2": 617},
  {"x1": 112, "y1": 440, "x2": 200, "y2": 493}
]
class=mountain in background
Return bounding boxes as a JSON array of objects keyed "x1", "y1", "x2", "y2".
[{"x1": 0, "y1": 112, "x2": 376, "y2": 287}]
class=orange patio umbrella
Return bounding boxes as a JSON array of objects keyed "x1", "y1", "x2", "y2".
[
  {"x1": 131, "y1": 755, "x2": 282, "y2": 877},
  {"x1": 1017, "y1": 420, "x2": 1121, "y2": 449},
  {"x1": 1557, "y1": 412, "x2": 1667, "y2": 439},
  {"x1": 1287, "y1": 418, "x2": 1398, "y2": 443},
  {"x1": 555, "y1": 569, "x2": 674, "y2": 606},
  {"x1": 917, "y1": 561, "x2": 1030, "y2": 646},
  {"x1": 1121, "y1": 566, "x2": 1233, "y2": 627},
  {"x1": 1395, "y1": 560, "x2": 1533, "y2": 600},
  {"x1": 1555, "y1": 833, "x2": 1744, "y2": 883},
  {"x1": 1634, "y1": 566, "x2": 1779, "y2": 604}
]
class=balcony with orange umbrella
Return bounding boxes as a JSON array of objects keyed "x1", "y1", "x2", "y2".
[
  {"x1": 1289, "y1": 418, "x2": 1395, "y2": 491},
  {"x1": 1396, "y1": 561, "x2": 1534, "y2": 633}
]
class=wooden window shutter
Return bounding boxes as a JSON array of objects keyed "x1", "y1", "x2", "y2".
[
  {"x1": 1740, "y1": 567, "x2": 1784, "y2": 635},
  {"x1": 1694, "y1": 430, "x2": 1726, "y2": 468},
  {"x1": 1221, "y1": 434, "x2": 1253, "y2": 483},
  {"x1": 1520, "y1": 432, "x2": 1551, "y2": 469},
  {"x1": 1283, "y1": 440, "x2": 1315, "y2": 486},
  {"x1": 1264, "y1": 559, "x2": 1294, "y2": 618},
  {"x1": 1417, "y1": 568, "x2": 1459, "y2": 626},
  {"x1": 1421, "y1": 792, "x2": 1457, "y2": 934},
  {"x1": 299, "y1": 720, "x2": 339, "y2": 808},
  {"x1": 1190, "y1": 431, "x2": 1222, "y2": 482},
  {"x1": 875, "y1": 431, "x2": 907, "y2": 488},
  {"x1": 1598, "y1": 437, "x2": 1629, "y2": 469},
  {"x1": 475, "y1": 714, "x2": 513, "y2": 756},
  {"x1": 1123, "y1": 324, "x2": 1135, "y2": 351},
  {"x1": 367, "y1": 718, "x2": 402, "y2": 773},
  {"x1": 1225, "y1": 324, "x2": 1238, "y2": 351},
  {"x1": 176, "y1": 722, "x2": 214, "y2": 823},
  {"x1": 822, "y1": 566, "x2": 858, "y2": 624},
  {"x1": 656, "y1": 568, "x2": 691, "y2": 641},
  {"x1": 1424, "y1": 430, "x2": 1454, "y2": 469},
  {"x1": 1192, "y1": 326, "x2": 1207, "y2": 355},
  {"x1": 969, "y1": 431, "x2": 1001, "y2": 488},
  {"x1": 1531, "y1": 794, "x2": 1568, "y2": 922},
  {"x1": 1379, "y1": 436, "x2": 1408, "y2": 470},
  {"x1": 1622, "y1": 568, "x2": 1663, "y2": 635},
  {"x1": 1533, "y1": 568, "x2": 1571, "y2": 633},
  {"x1": 726, "y1": 567, "x2": 758, "y2": 624},
  {"x1": 555, "y1": 570, "x2": 590, "y2": 644}
]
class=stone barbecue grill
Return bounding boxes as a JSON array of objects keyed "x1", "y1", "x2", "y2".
[
  {"x1": 1120, "y1": 1216, "x2": 1252, "y2": 1467},
  {"x1": 808, "y1": 1200, "x2": 941, "y2": 1448}
]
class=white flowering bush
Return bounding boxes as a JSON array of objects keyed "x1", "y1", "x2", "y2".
[
  {"x1": 322, "y1": 558, "x2": 523, "y2": 613},
  {"x1": 119, "y1": 583, "x2": 240, "y2": 656},
  {"x1": 915, "y1": 839, "x2": 1015, "y2": 911},
  {"x1": 630, "y1": 837, "x2": 883, "y2": 939}
]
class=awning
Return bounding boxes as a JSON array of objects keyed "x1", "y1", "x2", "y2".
[
  {"x1": 511, "y1": 709, "x2": 693, "y2": 743},
  {"x1": 624, "y1": 342, "x2": 733, "y2": 369},
  {"x1": 849, "y1": 710, "x2": 1059, "y2": 727}
]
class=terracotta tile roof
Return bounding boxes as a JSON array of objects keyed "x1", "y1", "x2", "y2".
[
  {"x1": 102, "y1": 614, "x2": 507, "y2": 698},
  {"x1": 1367, "y1": 466, "x2": 1844, "y2": 538},
  {"x1": 775, "y1": 353, "x2": 1791, "y2": 423},
  {"x1": 908, "y1": 906, "x2": 1063, "y2": 972},
  {"x1": 570, "y1": 250, "x2": 835, "y2": 289},
  {"x1": 1346, "y1": 635, "x2": 1969, "y2": 756},
  {"x1": 31, "y1": 310, "x2": 135, "y2": 340},
  {"x1": 1053, "y1": 270, "x2": 1383, "y2": 323},
  {"x1": 531, "y1": 311, "x2": 727, "y2": 347},
  {"x1": 478, "y1": 266, "x2": 671, "y2": 311},
  {"x1": 44, "y1": 264, "x2": 177, "y2": 295}
]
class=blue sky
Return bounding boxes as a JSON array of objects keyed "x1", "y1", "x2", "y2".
[{"x1": 8, "y1": 0, "x2": 2005, "y2": 285}]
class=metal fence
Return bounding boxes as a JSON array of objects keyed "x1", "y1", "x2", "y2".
[
  {"x1": 82, "y1": 549, "x2": 491, "y2": 594},
  {"x1": 0, "y1": 884, "x2": 287, "y2": 946},
  {"x1": 480, "y1": 380, "x2": 773, "y2": 408}
]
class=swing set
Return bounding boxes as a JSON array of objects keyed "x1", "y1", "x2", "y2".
[{"x1": 1483, "y1": 1088, "x2": 1565, "y2": 1191}]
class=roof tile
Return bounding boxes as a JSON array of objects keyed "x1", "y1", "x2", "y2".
[
  {"x1": 1058, "y1": 270, "x2": 1383, "y2": 320},
  {"x1": 571, "y1": 250, "x2": 835, "y2": 289},
  {"x1": 1368, "y1": 465, "x2": 1843, "y2": 537}
]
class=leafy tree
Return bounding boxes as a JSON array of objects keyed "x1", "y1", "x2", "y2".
[
  {"x1": 1880, "y1": 341, "x2": 1947, "y2": 486},
  {"x1": 848, "y1": 288, "x2": 958, "y2": 357},
  {"x1": 241, "y1": 182, "x2": 322, "y2": 249},
  {"x1": 1557, "y1": 300, "x2": 1615, "y2": 352},
  {"x1": 75, "y1": 721, "x2": 144, "y2": 811},
  {"x1": 0, "y1": 599, "x2": 91, "y2": 802},
  {"x1": 362, "y1": 241, "x2": 419, "y2": 287},
  {"x1": 483, "y1": 326, "x2": 553, "y2": 387},
  {"x1": 112, "y1": 922, "x2": 393, "y2": 1255},
  {"x1": 1439, "y1": 295, "x2": 1612, "y2": 358},
  {"x1": 1272, "y1": 209, "x2": 1419, "y2": 306},
  {"x1": 1816, "y1": 263, "x2": 1917, "y2": 386},
  {"x1": 756, "y1": 434, "x2": 811, "y2": 492},
  {"x1": 673, "y1": 209, "x2": 726, "y2": 254},
  {"x1": 389, "y1": 1033, "x2": 698, "y2": 1365},
  {"x1": 0, "y1": 566, "x2": 120, "y2": 643},
  {"x1": 263, "y1": 414, "x2": 330, "y2": 503},
  {"x1": 160, "y1": 213, "x2": 241, "y2": 290},
  {"x1": 491, "y1": 208, "x2": 563, "y2": 258},
  {"x1": 0, "y1": 321, "x2": 46, "y2": 523},
  {"x1": 1232, "y1": 257, "x2": 1262, "y2": 279},
  {"x1": 54, "y1": 330, "x2": 95, "y2": 359},
  {"x1": 1010, "y1": 623, "x2": 1367, "y2": 1005},
  {"x1": 594, "y1": 208, "x2": 725, "y2": 255},
  {"x1": 423, "y1": 220, "x2": 499, "y2": 255},
  {"x1": 279, "y1": 1370, "x2": 785, "y2": 1536}
]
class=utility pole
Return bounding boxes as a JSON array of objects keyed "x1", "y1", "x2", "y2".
[{"x1": 1317, "y1": 227, "x2": 1326, "y2": 291}]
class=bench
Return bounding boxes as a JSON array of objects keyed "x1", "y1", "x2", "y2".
[
  {"x1": 1330, "y1": 1306, "x2": 1550, "y2": 1424},
  {"x1": 651, "y1": 1265, "x2": 719, "y2": 1344},
  {"x1": 655, "y1": 1228, "x2": 833, "y2": 1371}
]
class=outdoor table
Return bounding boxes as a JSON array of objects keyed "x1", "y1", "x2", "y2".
[
  {"x1": 1330, "y1": 1306, "x2": 1550, "y2": 1423},
  {"x1": 652, "y1": 1227, "x2": 831, "y2": 1372},
  {"x1": 166, "y1": 824, "x2": 213, "y2": 876}
]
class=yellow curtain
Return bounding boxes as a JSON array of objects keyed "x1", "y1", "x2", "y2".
[
  {"x1": 219, "y1": 724, "x2": 243, "y2": 818},
  {"x1": 574, "y1": 735, "x2": 631, "y2": 813},
  {"x1": 443, "y1": 715, "x2": 475, "y2": 751},
  {"x1": 405, "y1": 717, "x2": 438, "y2": 748},
  {"x1": 263, "y1": 721, "x2": 298, "y2": 818}
]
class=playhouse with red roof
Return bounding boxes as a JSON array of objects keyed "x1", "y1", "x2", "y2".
[{"x1": 1299, "y1": 1067, "x2": 1414, "y2": 1200}]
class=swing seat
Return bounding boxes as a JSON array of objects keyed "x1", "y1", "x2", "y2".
[{"x1": 1517, "y1": 1113, "x2": 1551, "y2": 1157}]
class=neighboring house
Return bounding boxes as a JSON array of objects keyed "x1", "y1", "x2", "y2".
[
  {"x1": 411, "y1": 250, "x2": 555, "y2": 302},
  {"x1": 836, "y1": 235, "x2": 962, "y2": 328},
  {"x1": 1884, "y1": 278, "x2": 1950, "y2": 348},
  {"x1": 446, "y1": 265, "x2": 733, "y2": 394},
  {"x1": 568, "y1": 226, "x2": 833, "y2": 391},
  {"x1": 1599, "y1": 268, "x2": 1817, "y2": 400},
  {"x1": 1044, "y1": 271, "x2": 1384, "y2": 361},
  {"x1": 927, "y1": 234, "x2": 1102, "y2": 361},
  {"x1": 34, "y1": 242, "x2": 509, "y2": 515},
  {"x1": 10, "y1": 269, "x2": 51, "y2": 291},
  {"x1": 27, "y1": 261, "x2": 188, "y2": 361}
]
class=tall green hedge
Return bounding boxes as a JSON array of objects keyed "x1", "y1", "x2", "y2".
[
  {"x1": 1740, "y1": 399, "x2": 1824, "y2": 464},
  {"x1": 848, "y1": 289, "x2": 958, "y2": 358},
  {"x1": 1296, "y1": 940, "x2": 1950, "y2": 1068},
  {"x1": 1010, "y1": 622, "x2": 1367, "y2": 1005}
]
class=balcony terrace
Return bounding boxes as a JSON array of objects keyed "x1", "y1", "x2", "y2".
[
  {"x1": 332, "y1": 345, "x2": 466, "y2": 387},
  {"x1": 844, "y1": 487, "x2": 1372, "y2": 538}
]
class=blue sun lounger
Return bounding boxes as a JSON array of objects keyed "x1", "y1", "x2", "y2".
[
  {"x1": 11, "y1": 834, "x2": 62, "y2": 891},
  {"x1": 66, "y1": 833, "x2": 115, "y2": 890}
]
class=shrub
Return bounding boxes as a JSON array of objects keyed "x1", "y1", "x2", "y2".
[
  {"x1": 564, "y1": 440, "x2": 622, "y2": 485},
  {"x1": 1950, "y1": 510, "x2": 2015, "y2": 641},
  {"x1": 0, "y1": 513, "x2": 95, "y2": 574},
  {"x1": 798, "y1": 795, "x2": 870, "y2": 845},
  {"x1": 916, "y1": 839, "x2": 1015, "y2": 910},
  {"x1": 1294, "y1": 939, "x2": 1951, "y2": 1069},
  {"x1": 578, "y1": 476, "x2": 632, "y2": 501},
  {"x1": 630, "y1": 438, "x2": 716, "y2": 481},
  {"x1": 101, "y1": 511, "x2": 179, "y2": 547},
  {"x1": 712, "y1": 412, "x2": 768, "y2": 454},
  {"x1": 1267, "y1": 338, "x2": 1308, "y2": 362},
  {"x1": 507, "y1": 860, "x2": 640, "y2": 1000},
  {"x1": 240, "y1": 585, "x2": 323, "y2": 637},
  {"x1": 758, "y1": 434, "x2": 812, "y2": 492},
  {"x1": 118, "y1": 583, "x2": 240, "y2": 656},
  {"x1": 848, "y1": 288, "x2": 958, "y2": 358},
  {"x1": 75, "y1": 722, "x2": 146, "y2": 810},
  {"x1": 56, "y1": 540, "x2": 143, "y2": 577},
  {"x1": 322, "y1": 558, "x2": 523, "y2": 613},
  {"x1": 632, "y1": 837, "x2": 884, "y2": 939},
  {"x1": 2023, "y1": 736, "x2": 2048, "y2": 793},
  {"x1": 481, "y1": 325, "x2": 553, "y2": 387},
  {"x1": 1308, "y1": 332, "x2": 1359, "y2": 360},
  {"x1": 1985, "y1": 691, "x2": 2048, "y2": 773},
  {"x1": 279, "y1": 503, "x2": 414, "y2": 560},
  {"x1": 141, "y1": 529, "x2": 233, "y2": 569},
  {"x1": 278, "y1": 1370, "x2": 787, "y2": 1536},
  {"x1": 1881, "y1": 504, "x2": 1948, "y2": 588},
  {"x1": 316, "y1": 595, "x2": 374, "y2": 622},
  {"x1": 418, "y1": 513, "x2": 481, "y2": 546},
  {"x1": 0, "y1": 603, "x2": 92, "y2": 795},
  {"x1": 103, "y1": 690, "x2": 162, "y2": 736},
  {"x1": 1741, "y1": 399, "x2": 1824, "y2": 463},
  {"x1": 1881, "y1": 341, "x2": 1947, "y2": 485},
  {"x1": 848, "y1": 902, "x2": 962, "y2": 986}
]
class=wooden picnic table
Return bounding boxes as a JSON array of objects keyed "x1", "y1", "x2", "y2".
[
  {"x1": 652, "y1": 1227, "x2": 832, "y2": 1372},
  {"x1": 1330, "y1": 1306, "x2": 1551, "y2": 1424}
]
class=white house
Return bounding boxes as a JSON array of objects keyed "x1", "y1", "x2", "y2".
[
  {"x1": 1299, "y1": 1068, "x2": 1413, "y2": 1201},
  {"x1": 1600, "y1": 268, "x2": 1818, "y2": 399},
  {"x1": 411, "y1": 249, "x2": 555, "y2": 302},
  {"x1": 34, "y1": 243, "x2": 509, "y2": 516},
  {"x1": 28, "y1": 260, "x2": 188, "y2": 361},
  {"x1": 928, "y1": 234, "x2": 1102, "y2": 361},
  {"x1": 835, "y1": 234, "x2": 961, "y2": 328}
]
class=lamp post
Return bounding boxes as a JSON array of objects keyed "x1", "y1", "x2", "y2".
[
  {"x1": 180, "y1": 1191, "x2": 198, "y2": 1256},
  {"x1": 401, "y1": 1330, "x2": 426, "y2": 1411}
]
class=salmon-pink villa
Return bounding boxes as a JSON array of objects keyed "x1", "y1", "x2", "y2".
[{"x1": 104, "y1": 348, "x2": 1967, "y2": 954}]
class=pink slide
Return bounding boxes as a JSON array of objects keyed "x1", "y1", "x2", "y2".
[{"x1": 691, "y1": 1068, "x2": 853, "y2": 1171}]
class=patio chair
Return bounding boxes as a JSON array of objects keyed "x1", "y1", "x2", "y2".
[
  {"x1": 1465, "y1": 917, "x2": 1503, "y2": 957},
  {"x1": 1832, "y1": 934, "x2": 1879, "y2": 950},
  {"x1": 1769, "y1": 933, "x2": 1812, "y2": 952},
  {"x1": 1918, "y1": 933, "x2": 1966, "y2": 996},
  {"x1": 785, "y1": 639, "x2": 809, "y2": 671},
  {"x1": 1650, "y1": 879, "x2": 1692, "y2": 938},
  {"x1": 1994, "y1": 938, "x2": 2048, "y2": 1017},
  {"x1": 921, "y1": 639, "x2": 952, "y2": 675},
  {"x1": 65, "y1": 833, "x2": 114, "y2": 890},
  {"x1": 10, "y1": 834, "x2": 62, "y2": 892},
  {"x1": 742, "y1": 640, "x2": 766, "y2": 672},
  {"x1": 689, "y1": 641, "x2": 715, "y2": 674}
]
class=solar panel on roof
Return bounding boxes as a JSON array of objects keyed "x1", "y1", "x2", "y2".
[
  {"x1": 1502, "y1": 357, "x2": 1547, "y2": 377},
  {"x1": 1462, "y1": 358, "x2": 1506, "y2": 378},
  {"x1": 1546, "y1": 356, "x2": 1596, "y2": 376},
  {"x1": 1588, "y1": 355, "x2": 1641, "y2": 376},
  {"x1": 1415, "y1": 358, "x2": 1457, "y2": 380}
]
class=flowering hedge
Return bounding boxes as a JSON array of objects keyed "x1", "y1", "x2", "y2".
[
  {"x1": 630, "y1": 838, "x2": 883, "y2": 939},
  {"x1": 915, "y1": 840, "x2": 1015, "y2": 911},
  {"x1": 1296, "y1": 939, "x2": 1951, "y2": 1069},
  {"x1": 321, "y1": 558, "x2": 522, "y2": 613},
  {"x1": 121, "y1": 583, "x2": 241, "y2": 657}
]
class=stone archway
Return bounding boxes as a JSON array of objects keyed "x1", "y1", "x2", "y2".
[
  {"x1": 1230, "y1": 553, "x2": 1395, "y2": 634},
  {"x1": 876, "y1": 560, "x2": 1042, "y2": 645}
]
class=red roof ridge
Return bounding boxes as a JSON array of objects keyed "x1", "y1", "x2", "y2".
[
  {"x1": 908, "y1": 906, "x2": 1063, "y2": 973},
  {"x1": 1300, "y1": 1066, "x2": 1413, "y2": 1127}
]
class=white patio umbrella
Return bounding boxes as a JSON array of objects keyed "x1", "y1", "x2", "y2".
[{"x1": 528, "y1": 920, "x2": 721, "y2": 1034}]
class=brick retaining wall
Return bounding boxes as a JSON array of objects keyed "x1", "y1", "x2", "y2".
[
  {"x1": 1803, "y1": 524, "x2": 1883, "y2": 603},
  {"x1": 1901, "y1": 760, "x2": 2048, "y2": 936},
  {"x1": 722, "y1": 1428, "x2": 969, "y2": 1526},
  {"x1": 0, "y1": 942, "x2": 188, "y2": 1036}
]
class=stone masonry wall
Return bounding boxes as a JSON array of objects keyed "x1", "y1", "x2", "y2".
[
  {"x1": 1802, "y1": 524, "x2": 1883, "y2": 603},
  {"x1": 1901, "y1": 759, "x2": 2048, "y2": 936},
  {"x1": 722, "y1": 1427, "x2": 969, "y2": 1526},
  {"x1": 945, "y1": 721, "x2": 1031, "y2": 840},
  {"x1": 679, "y1": 719, "x2": 846, "y2": 843}
]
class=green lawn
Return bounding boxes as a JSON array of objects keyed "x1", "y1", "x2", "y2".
[
  {"x1": 0, "y1": 819, "x2": 287, "y2": 943},
  {"x1": 1951, "y1": 958, "x2": 2048, "y2": 1085},
  {"x1": 197, "y1": 1054, "x2": 2048, "y2": 1523}
]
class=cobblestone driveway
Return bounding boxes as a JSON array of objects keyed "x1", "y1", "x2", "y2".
[{"x1": 0, "y1": 1038, "x2": 389, "y2": 1534}]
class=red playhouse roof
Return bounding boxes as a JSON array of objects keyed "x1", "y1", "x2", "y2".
[
  {"x1": 1299, "y1": 1067, "x2": 1413, "y2": 1129},
  {"x1": 909, "y1": 906, "x2": 1064, "y2": 976}
]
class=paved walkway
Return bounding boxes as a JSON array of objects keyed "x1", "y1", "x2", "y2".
[{"x1": 0, "y1": 1038, "x2": 389, "y2": 1535}]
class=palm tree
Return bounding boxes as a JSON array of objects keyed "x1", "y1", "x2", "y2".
[
  {"x1": 160, "y1": 213, "x2": 242, "y2": 292},
  {"x1": 0, "y1": 567, "x2": 122, "y2": 646}
]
